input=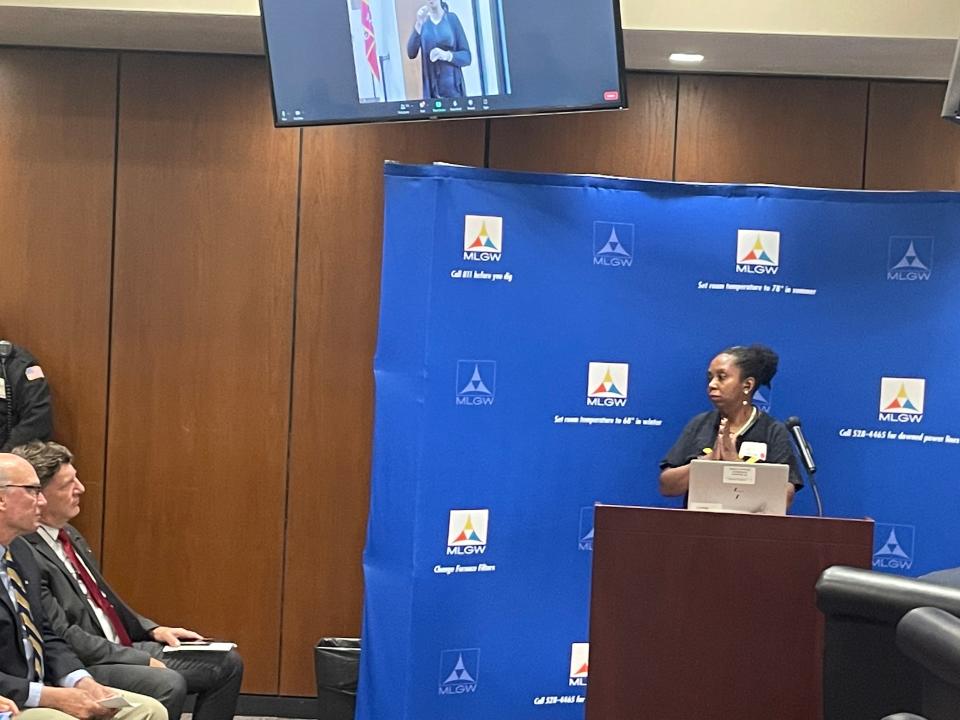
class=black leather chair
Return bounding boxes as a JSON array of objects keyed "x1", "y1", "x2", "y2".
[
  {"x1": 885, "y1": 606, "x2": 960, "y2": 720},
  {"x1": 816, "y1": 566, "x2": 960, "y2": 720}
]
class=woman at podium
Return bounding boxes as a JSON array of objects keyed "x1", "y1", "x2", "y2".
[{"x1": 658, "y1": 344, "x2": 802, "y2": 502}]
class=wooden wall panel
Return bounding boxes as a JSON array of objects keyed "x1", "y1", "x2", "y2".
[
  {"x1": 865, "y1": 81, "x2": 960, "y2": 190},
  {"x1": 279, "y1": 120, "x2": 486, "y2": 695},
  {"x1": 676, "y1": 75, "x2": 868, "y2": 188},
  {"x1": 488, "y1": 73, "x2": 677, "y2": 178},
  {"x1": 0, "y1": 48, "x2": 116, "y2": 552},
  {"x1": 105, "y1": 54, "x2": 299, "y2": 694}
]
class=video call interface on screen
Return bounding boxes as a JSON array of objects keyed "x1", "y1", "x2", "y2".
[{"x1": 260, "y1": 0, "x2": 625, "y2": 126}]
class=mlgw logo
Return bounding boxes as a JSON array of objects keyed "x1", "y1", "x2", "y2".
[
  {"x1": 887, "y1": 237, "x2": 933, "y2": 281},
  {"x1": 578, "y1": 507, "x2": 594, "y2": 552},
  {"x1": 593, "y1": 222, "x2": 634, "y2": 267},
  {"x1": 463, "y1": 215, "x2": 502, "y2": 262},
  {"x1": 447, "y1": 509, "x2": 488, "y2": 556},
  {"x1": 586, "y1": 362, "x2": 629, "y2": 407},
  {"x1": 569, "y1": 643, "x2": 589, "y2": 687},
  {"x1": 456, "y1": 360, "x2": 496, "y2": 406},
  {"x1": 439, "y1": 648, "x2": 479, "y2": 695},
  {"x1": 878, "y1": 377, "x2": 925, "y2": 423},
  {"x1": 873, "y1": 524, "x2": 915, "y2": 572},
  {"x1": 736, "y1": 229, "x2": 780, "y2": 275}
]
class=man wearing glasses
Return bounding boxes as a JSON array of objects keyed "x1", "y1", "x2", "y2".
[
  {"x1": 0, "y1": 453, "x2": 166, "y2": 720},
  {"x1": 12, "y1": 442, "x2": 242, "y2": 720}
]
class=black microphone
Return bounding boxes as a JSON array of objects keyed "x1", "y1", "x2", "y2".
[
  {"x1": 785, "y1": 416, "x2": 816, "y2": 475},
  {"x1": 0, "y1": 341, "x2": 11, "y2": 359}
]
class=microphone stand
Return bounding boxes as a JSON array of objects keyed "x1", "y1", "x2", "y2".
[
  {"x1": 786, "y1": 416, "x2": 823, "y2": 518},
  {"x1": 803, "y1": 467, "x2": 823, "y2": 518}
]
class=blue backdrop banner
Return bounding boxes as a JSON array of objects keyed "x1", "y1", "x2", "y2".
[{"x1": 359, "y1": 162, "x2": 960, "y2": 720}]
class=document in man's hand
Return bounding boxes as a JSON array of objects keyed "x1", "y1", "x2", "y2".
[
  {"x1": 162, "y1": 641, "x2": 237, "y2": 653},
  {"x1": 98, "y1": 695, "x2": 139, "y2": 708}
]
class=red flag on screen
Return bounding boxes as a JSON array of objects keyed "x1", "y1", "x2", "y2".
[{"x1": 361, "y1": 0, "x2": 381, "y2": 81}]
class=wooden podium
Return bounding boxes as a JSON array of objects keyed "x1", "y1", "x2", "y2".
[{"x1": 585, "y1": 506, "x2": 873, "y2": 720}]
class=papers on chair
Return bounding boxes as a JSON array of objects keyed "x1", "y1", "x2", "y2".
[
  {"x1": 99, "y1": 695, "x2": 139, "y2": 709},
  {"x1": 161, "y1": 641, "x2": 237, "y2": 653}
]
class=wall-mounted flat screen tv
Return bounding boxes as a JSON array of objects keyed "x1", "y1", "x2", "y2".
[{"x1": 259, "y1": 0, "x2": 627, "y2": 127}]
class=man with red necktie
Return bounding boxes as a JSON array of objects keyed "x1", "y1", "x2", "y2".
[
  {"x1": 13, "y1": 442, "x2": 242, "y2": 720},
  {"x1": 0, "y1": 453, "x2": 166, "y2": 720}
]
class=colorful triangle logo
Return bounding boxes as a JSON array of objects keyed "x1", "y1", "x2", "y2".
[
  {"x1": 884, "y1": 383, "x2": 916, "y2": 411},
  {"x1": 452, "y1": 515, "x2": 482, "y2": 544},
  {"x1": 467, "y1": 221, "x2": 497, "y2": 250},
  {"x1": 741, "y1": 236, "x2": 775, "y2": 264}
]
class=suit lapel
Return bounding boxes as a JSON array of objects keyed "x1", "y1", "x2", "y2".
[
  {"x1": 65, "y1": 526, "x2": 138, "y2": 638},
  {"x1": 31, "y1": 535, "x2": 87, "y2": 600},
  {"x1": 27, "y1": 531, "x2": 104, "y2": 631},
  {"x1": 66, "y1": 527, "x2": 98, "y2": 570},
  {"x1": 0, "y1": 592, "x2": 26, "y2": 667},
  {"x1": 0, "y1": 568, "x2": 16, "y2": 622},
  {"x1": 66, "y1": 527, "x2": 110, "y2": 588}
]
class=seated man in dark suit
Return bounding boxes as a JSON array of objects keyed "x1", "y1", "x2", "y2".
[
  {"x1": 12, "y1": 442, "x2": 242, "y2": 720},
  {"x1": 0, "y1": 453, "x2": 166, "y2": 720},
  {"x1": 919, "y1": 566, "x2": 960, "y2": 587}
]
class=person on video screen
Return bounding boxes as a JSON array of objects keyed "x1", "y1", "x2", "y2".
[{"x1": 406, "y1": 0, "x2": 471, "y2": 99}]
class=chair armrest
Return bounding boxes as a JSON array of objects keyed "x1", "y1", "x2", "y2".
[
  {"x1": 817, "y1": 566, "x2": 960, "y2": 624},
  {"x1": 896, "y1": 606, "x2": 960, "y2": 688}
]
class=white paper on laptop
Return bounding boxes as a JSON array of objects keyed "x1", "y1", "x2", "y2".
[{"x1": 687, "y1": 459, "x2": 789, "y2": 515}]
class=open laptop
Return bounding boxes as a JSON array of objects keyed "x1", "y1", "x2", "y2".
[{"x1": 687, "y1": 459, "x2": 790, "y2": 515}]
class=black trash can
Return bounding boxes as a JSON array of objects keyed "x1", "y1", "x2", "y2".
[{"x1": 314, "y1": 637, "x2": 360, "y2": 720}]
